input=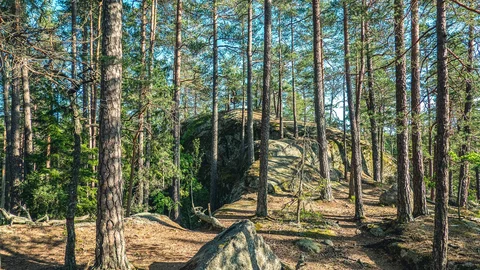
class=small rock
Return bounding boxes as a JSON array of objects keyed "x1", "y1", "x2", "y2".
[
  {"x1": 370, "y1": 227, "x2": 386, "y2": 237},
  {"x1": 322, "y1": 239, "x2": 334, "y2": 247},
  {"x1": 296, "y1": 239, "x2": 322, "y2": 254}
]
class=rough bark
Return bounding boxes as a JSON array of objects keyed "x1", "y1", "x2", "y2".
[
  {"x1": 22, "y1": 58, "x2": 33, "y2": 176},
  {"x1": 277, "y1": 9, "x2": 283, "y2": 139},
  {"x1": 410, "y1": 0, "x2": 428, "y2": 217},
  {"x1": 1, "y1": 55, "x2": 11, "y2": 210},
  {"x1": 210, "y1": 0, "x2": 219, "y2": 211},
  {"x1": 65, "y1": 1, "x2": 82, "y2": 268},
  {"x1": 172, "y1": 0, "x2": 183, "y2": 222},
  {"x1": 290, "y1": 15, "x2": 298, "y2": 139},
  {"x1": 313, "y1": 0, "x2": 332, "y2": 201},
  {"x1": 256, "y1": 0, "x2": 272, "y2": 218},
  {"x1": 136, "y1": 0, "x2": 148, "y2": 211},
  {"x1": 365, "y1": 22, "x2": 380, "y2": 184},
  {"x1": 458, "y1": 25, "x2": 474, "y2": 208},
  {"x1": 432, "y1": 0, "x2": 449, "y2": 268},
  {"x1": 343, "y1": 2, "x2": 356, "y2": 199},
  {"x1": 93, "y1": 0, "x2": 130, "y2": 268},
  {"x1": 246, "y1": 0, "x2": 254, "y2": 166},
  {"x1": 394, "y1": 0, "x2": 413, "y2": 223}
]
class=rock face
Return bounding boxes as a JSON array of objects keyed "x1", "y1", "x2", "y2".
[
  {"x1": 180, "y1": 220, "x2": 283, "y2": 270},
  {"x1": 380, "y1": 184, "x2": 398, "y2": 206}
]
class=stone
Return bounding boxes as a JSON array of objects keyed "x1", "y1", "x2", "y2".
[
  {"x1": 379, "y1": 183, "x2": 398, "y2": 206},
  {"x1": 370, "y1": 227, "x2": 386, "y2": 237},
  {"x1": 295, "y1": 239, "x2": 322, "y2": 254},
  {"x1": 323, "y1": 239, "x2": 334, "y2": 247},
  {"x1": 181, "y1": 220, "x2": 283, "y2": 270}
]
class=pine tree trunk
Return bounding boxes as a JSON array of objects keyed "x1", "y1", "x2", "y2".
[
  {"x1": 476, "y1": 167, "x2": 480, "y2": 201},
  {"x1": 65, "y1": 1, "x2": 82, "y2": 268},
  {"x1": 290, "y1": 15, "x2": 298, "y2": 139},
  {"x1": 256, "y1": 0, "x2": 272, "y2": 218},
  {"x1": 22, "y1": 58, "x2": 33, "y2": 176},
  {"x1": 313, "y1": 0, "x2": 332, "y2": 201},
  {"x1": 1, "y1": 55, "x2": 11, "y2": 210},
  {"x1": 432, "y1": 0, "x2": 449, "y2": 268},
  {"x1": 394, "y1": 0, "x2": 413, "y2": 223},
  {"x1": 172, "y1": 0, "x2": 183, "y2": 222},
  {"x1": 93, "y1": 0, "x2": 130, "y2": 268},
  {"x1": 365, "y1": 22, "x2": 380, "y2": 184},
  {"x1": 343, "y1": 2, "x2": 355, "y2": 199},
  {"x1": 410, "y1": 0, "x2": 428, "y2": 217},
  {"x1": 277, "y1": 10, "x2": 283, "y2": 139},
  {"x1": 458, "y1": 25, "x2": 474, "y2": 208},
  {"x1": 246, "y1": 0, "x2": 255, "y2": 166},
  {"x1": 210, "y1": 0, "x2": 219, "y2": 211}
]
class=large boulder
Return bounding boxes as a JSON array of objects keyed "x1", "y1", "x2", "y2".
[
  {"x1": 380, "y1": 183, "x2": 398, "y2": 206},
  {"x1": 181, "y1": 220, "x2": 283, "y2": 270}
]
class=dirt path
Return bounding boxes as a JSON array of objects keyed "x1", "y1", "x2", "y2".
[
  {"x1": 0, "y1": 182, "x2": 400, "y2": 270},
  {"x1": 215, "y1": 181, "x2": 401, "y2": 270}
]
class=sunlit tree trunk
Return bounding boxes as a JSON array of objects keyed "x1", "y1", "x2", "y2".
[
  {"x1": 246, "y1": 0, "x2": 255, "y2": 166},
  {"x1": 93, "y1": 0, "x2": 130, "y2": 268},
  {"x1": 458, "y1": 25, "x2": 474, "y2": 208},
  {"x1": 290, "y1": 15, "x2": 298, "y2": 139},
  {"x1": 394, "y1": 0, "x2": 413, "y2": 223},
  {"x1": 410, "y1": 0, "x2": 428, "y2": 217},
  {"x1": 313, "y1": 0, "x2": 332, "y2": 201},
  {"x1": 172, "y1": 0, "x2": 183, "y2": 222},
  {"x1": 210, "y1": 0, "x2": 219, "y2": 211},
  {"x1": 432, "y1": 0, "x2": 449, "y2": 268},
  {"x1": 256, "y1": 0, "x2": 272, "y2": 218}
]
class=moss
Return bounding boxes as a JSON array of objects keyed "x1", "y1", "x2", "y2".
[{"x1": 303, "y1": 228, "x2": 337, "y2": 239}]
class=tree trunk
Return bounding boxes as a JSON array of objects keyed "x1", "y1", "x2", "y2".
[
  {"x1": 458, "y1": 25, "x2": 474, "y2": 208},
  {"x1": 365, "y1": 22, "x2": 380, "y2": 184},
  {"x1": 93, "y1": 0, "x2": 130, "y2": 268},
  {"x1": 22, "y1": 58, "x2": 33, "y2": 176},
  {"x1": 172, "y1": 0, "x2": 183, "y2": 222},
  {"x1": 290, "y1": 15, "x2": 298, "y2": 139},
  {"x1": 256, "y1": 0, "x2": 272, "y2": 218},
  {"x1": 476, "y1": 167, "x2": 479, "y2": 201},
  {"x1": 428, "y1": 89, "x2": 434, "y2": 200},
  {"x1": 210, "y1": 0, "x2": 219, "y2": 211},
  {"x1": 394, "y1": 0, "x2": 413, "y2": 223},
  {"x1": 1, "y1": 55, "x2": 11, "y2": 211},
  {"x1": 410, "y1": 0, "x2": 428, "y2": 217},
  {"x1": 343, "y1": 2, "x2": 355, "y2": 199},
  {"x1": 277, "y1": 9, "x2": 283, "y2": 139},
  {"x1": 145, "y1": 0, "x2": 157, "y2": 208},
  {"x1": 246, "y1": 0, "x2": 255, "y2": 166},
  {"x1": 432, "y1": 0, "x2": 449, "y2": 268},
  {"x1": 313, "y1": 0, "x2": 332, "y2": 201},
  {"x1": 240, "y1": 19, "x2": 246, "y2": 158},
  {"x1": 65, "y1": 1, "x2": 82, "y2": 268}
]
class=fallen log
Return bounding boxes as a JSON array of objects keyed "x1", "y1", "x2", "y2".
[
  {"x1": 0, "y1": 208, "x2": 33, "y2": 225},
  {"x1": 193, "y1": 205, "x2": 225, "y2": 230}
]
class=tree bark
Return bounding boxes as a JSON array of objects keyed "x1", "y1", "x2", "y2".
[
  {"x1": 365, "y1": 22, "x2": 380, "y2": 184},
  {"x1": 210, "y1": 0, "x2": 219, "y2": 211},
  {"x1": 22, "y1": 58, "x2": 33, "y2": 176},
  {"x1": 410, "y1": 0, "x2": 428, "y2": 217},
  {"x1": 1, "y1": 54, "x2": 11, "y2": 211},
  {"x1": 313, "y1": 0, "x2": 332, "y2": 201},
  {"x1": 93, "y1": 0, "x2": 130, "y2": 268},
  {"x1": 476, "y1": 167, "x2": 480, "y2": 201},
  {"x1": 65, "y1": 1, "x2": 82, "y2": 268},
  {"x1": 290, "y1": 14, "x2": 298, "y2": 139},
  {"x1": 432, "y1": 0, "x2": 449, "y2": 268},
  {"x1": 277, "y1": 9, "x2": 283, "y2": 139},
  {"x1": 246, "y1": 0, "x2": 255, "y2": 166},
  {"x1": 256, "y1": 0, "x2": 272, "y2": 218},
  {"x1": 343, "y1": 2, "x2": 355, "y2": 199},
  {"x1": 172, "y1": 0, "x2": 183, "y2": 222},
  {"x1": 394, "y1": 0, "x2": 413, "y2": 223},
  {"x1": 458, "y1": 25, "x2": 474, "y2": 208}
]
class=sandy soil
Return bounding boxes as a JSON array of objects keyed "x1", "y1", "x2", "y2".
[{"x1": 0, "y1": 181, "x2": 405, "y2": 270}]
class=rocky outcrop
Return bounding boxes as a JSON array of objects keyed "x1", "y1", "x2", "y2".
[{"x1": 180, "y1": 220, "x2": 283, "y2": 270}]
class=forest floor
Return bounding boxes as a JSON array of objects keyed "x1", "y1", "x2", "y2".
[{"x1": 1, "y1": 181, "x2": 479, "y2": 269}]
